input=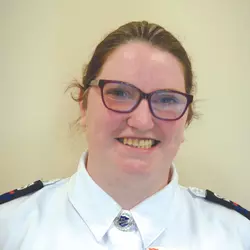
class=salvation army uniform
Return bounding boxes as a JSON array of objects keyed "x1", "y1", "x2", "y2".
[{"x1": 0, "y1": 153, "x2": 250, "y2": 250}]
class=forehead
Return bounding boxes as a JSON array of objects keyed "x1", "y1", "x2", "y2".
[{"x1": 98, "y1": 41, "x2": 185, "y2": 92}]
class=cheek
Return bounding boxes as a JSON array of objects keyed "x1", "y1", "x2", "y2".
[
  {"x1": 86, "y1": 90, "x2": 124, "y2": 128},
  {"x1": 86, "y1": 103, "x2": 126, "y2": 140},
  {"x1": 158, "y1": 119, "x2": 186, "y2": 144}
]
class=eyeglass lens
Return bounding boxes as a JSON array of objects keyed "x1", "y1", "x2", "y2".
[{"x1": 102, "y1": 81, "x2": 188, "y2": 120}]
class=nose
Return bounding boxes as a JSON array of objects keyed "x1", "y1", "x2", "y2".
[{"x1": 127, "y1": 99, "x2": 154, "y2": 131}]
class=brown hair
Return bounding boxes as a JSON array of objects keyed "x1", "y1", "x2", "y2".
[{"x1": 70, "y1": 21, "x2": 198, "y2": 126}]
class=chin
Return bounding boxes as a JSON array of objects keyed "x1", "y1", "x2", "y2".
[{"x1": 115, "y1": 157, "x2": 152, "y2": 175}]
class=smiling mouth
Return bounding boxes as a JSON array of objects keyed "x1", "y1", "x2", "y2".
[{"x1": 116, "y1": 138, "x2": 160, "y2": 149}]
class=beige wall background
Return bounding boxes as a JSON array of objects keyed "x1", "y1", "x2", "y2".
[{"x1": 0, "y1": 0, "x2": 250, "y2": 209}]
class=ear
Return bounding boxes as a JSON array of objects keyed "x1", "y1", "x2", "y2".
[
  {"x1": 79, "y1": 100, "x2": 87, "y2": 128},
  {"x1": 79, "y1": 89, "x2": 87, "y2": 128},
  {"x1": 180, "y1": 130, "x2": 185, "y2": 144}
]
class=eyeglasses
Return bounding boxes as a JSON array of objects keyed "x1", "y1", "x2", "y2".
[{"x1": 89, "y1": 79, "x2": 193, "y2": 121}]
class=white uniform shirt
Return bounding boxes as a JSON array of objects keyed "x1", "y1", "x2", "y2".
[{"x1": 0, "y1": 152, "x2": 249, "y2": 250}]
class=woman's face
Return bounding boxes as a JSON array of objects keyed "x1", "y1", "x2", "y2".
[{"x1": 81, "y1": 41, "x2": 187, "y2": 177}]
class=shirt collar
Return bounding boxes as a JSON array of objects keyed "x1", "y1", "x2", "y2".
[
  {"x1": 67, "y1": 152, "x2": 179, "y2": 246},
  {"x1": 131, "y1": 166, "x2": 179, "y2": 248},
  {"x1": 67, "y1": 152, "x2": 121, "y2": 241}
]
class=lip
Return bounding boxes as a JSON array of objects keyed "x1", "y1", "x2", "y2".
[
  {"x1": 114, "y1": 138, "x2": 160, "y2": 152},
  {"x1": 115, "y1": 136, "x2": 160, "y2": 141}
]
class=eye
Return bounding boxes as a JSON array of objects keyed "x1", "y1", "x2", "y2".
[
  {"x1": 152, "y1": 93, "x2": 180, "y2": 105},
  {"x1": 159, "y1": 96, "x2": 179, "y2": 104},
  {"x1": 109, "y1": 89, "x2": 127, "y2": 97},
  {"x1": 105, "y1": 88, "x2": 132, "y2": 100}
]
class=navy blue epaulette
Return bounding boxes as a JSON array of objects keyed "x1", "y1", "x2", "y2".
[
  {"x1": 0, "y1": 179, "x2": 61, "y2": 205},
  {"x1": 189, "y1": 187, "x2": 250, "y2": 220}
]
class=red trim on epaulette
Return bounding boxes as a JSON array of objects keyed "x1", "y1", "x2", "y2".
[
  {"x1": 0, "y1": 180, "x2": 44, "y2": 205},
  {"x1": 189, "y1": 187, "x2": 250, "y2": 221},
  {"x1": 206, "y1": 190, "x2": 250, "y2": 220}
]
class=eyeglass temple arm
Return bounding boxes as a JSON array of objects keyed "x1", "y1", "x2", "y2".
[{"x1": 89, "y1": 80, "x2": 99, "y2": 86}]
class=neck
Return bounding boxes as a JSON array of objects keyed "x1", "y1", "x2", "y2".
[{"x1": 86, "y1": 154, "x2": 172, "y2": 210}]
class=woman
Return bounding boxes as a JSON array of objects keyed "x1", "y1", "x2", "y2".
[{"x1": 0, "y1": 21, "x2": 249, "y2": 250}]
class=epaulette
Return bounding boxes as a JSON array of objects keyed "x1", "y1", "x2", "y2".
[
  {"x1": 0, "y1": 179, "x2": 61, "y2": 205},
  {"x1": 189, "y1": 187, "x2": 250, "y2": 220}
]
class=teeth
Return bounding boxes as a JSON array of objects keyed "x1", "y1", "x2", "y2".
[
  {"x1": 121, "y1": 138, "x2": 156, "y2": 148},
  {"x1": 128, "y1": 138, "x2": 132, "y2": 146},
  {"x1": 139, "y1": 140, "x2": 144, "y2": 147}
]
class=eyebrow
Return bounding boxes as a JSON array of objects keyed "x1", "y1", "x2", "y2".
[
  {"x1": 123, "y1": 81, "x2": 185, "y2": 93},
  {"x1": 93, "y1": 79, "x2": 186, "y2": 94}
]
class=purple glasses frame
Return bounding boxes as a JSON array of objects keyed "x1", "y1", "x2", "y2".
[{"x1": 89, "y1": 79, "x2": 193, "y2": 121}]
